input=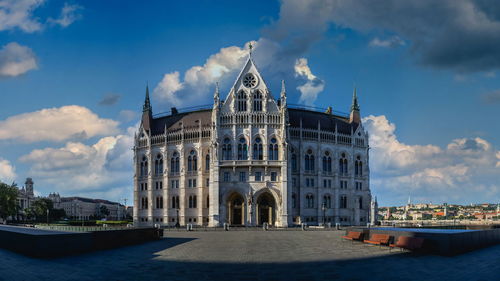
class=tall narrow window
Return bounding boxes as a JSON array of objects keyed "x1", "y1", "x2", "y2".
[
  {"x1": 268, "y1": 138, "x2": 279, "y2": 160},
  {"x1": 253, "y1": 91, "x2": 262, "y2": 111},
  {"x1": 237, "y1": 91, "x2": 247, "y2": 112},
  {"x1": 340, "y1": 195, "x2": 347, "y2": 208},
  {"x1": 322, "y1": 151, "x2": 332, "y2": 173},
  {"x1": 155, "y1": 154, "x2": 163, "y2": 175},
  {"x1": 171, "y1": 152, "x2": 180, "y2": 174},
  {"x1": 222, "y1": 138, "x2": 232, "y2": 160},
  {"x1": 140, "y1": 156, "x2": 148, "y2": 177},
  {"x1": 205, "y1": 153, "x2": 210, "y2": 171},
  {"x1": 292, "y1": 193, "x2": 297, "y2": 208},
  {"x1": 238, "y1": 138, "x2": 248, "y2": 160},
  {"x1": 188, "y1": 150, "x2": 197, "y2": 171},
  {"x1": 253, "y1": 137, "x2": 263, "y2": 160},
  {"x1": 358, "y1": 197, "x2": 363, "y2": 209},
  {"x1": 305, "y1": 149, "x2": 315, "y2": 172},
  {"x1": 355, "y1": 156, "x2": 363, "y2": 177},
  {"x1": 339, "y1": 153, "x2": 348, "y2": 175}
]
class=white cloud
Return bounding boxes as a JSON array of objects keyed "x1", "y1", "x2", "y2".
[
  {"x1": 369, "y1": 36, "x2": 405, "y2": 48},
  {"x1": 363, "y1": 115, "x2": 500, "y2": 204},
  {"x1": 47, "y1": 2, "x2": 82, "y2": 28},
  {"x1": 0, "y1": 42, "x2": 37, "y2": 77},
  {"x1": 0, "y1": 0, "x2": 44, "y2": 33},
  {"x1": 19, "y1": 127, "x2": 135, "y2": 197},
  {"x1": 0, "y1": 158, "x2": 16, "y2": 183},
  {"x1": 294, "y1": 58, "x2": 325, "y2": 105},
  {"x1": 0, "y1": 105, "x2": 120, "y2": 143}
]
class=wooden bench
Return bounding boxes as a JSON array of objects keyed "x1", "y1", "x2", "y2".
[
  {"x1": 390, "y1": 236, "x2": 425, "y2": 251},
  {"x1": 342, "y1": 231, "x2": 363, "y2": 242},
  {"x1": 364, "y1": 233, "x2": 391, "y2": 246}
]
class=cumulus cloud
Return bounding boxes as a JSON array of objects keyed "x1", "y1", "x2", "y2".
[
  {"x1": 364, "y1": 115, "x2": 500, "y2": 203},
  {"x1": 294, "y1": 58, "x2": 325, "y2": 105},
  {"x1": 0, "y1": 0, "x2": 44, "y2": 32},
  {"x1": 47, "y1": 2, "x2": 82, "y2": 28},
  {"x1": 19, "y1": 127, "x2": 134, "y2": 198},
  {"x1": 0, "y1": 42, "x2": 37, "y2": 77},
  {"x1": 99, "y1": 93, "x2": 121, "y2": 106},
  {"x1": 0, "y1": 105, "x2": 120, "y2": 142},
  {"x1": 369, "y1": 36, "x2": 405, "y2": 48},
  {"x1": 0, "y1": 158, "x2": 16, "y2": 183}
]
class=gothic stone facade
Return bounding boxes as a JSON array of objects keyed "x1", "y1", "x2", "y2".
[{"x1": 134, "y1": 57, "x2": 371, "y2": 227}]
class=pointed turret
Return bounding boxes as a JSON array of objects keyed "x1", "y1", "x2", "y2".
[
  {"x1": 213, "y1": 82, "x2": 220, "y2": 107},
  {"x1": 141, "y1": 85, "x2": 153, "y2": 133},
  {"x1": 349, "y1": 87, "x2": 361, "y2": 123},
  {"x1": 280, "y1": 80, "x2": 287, "y2": 107}
]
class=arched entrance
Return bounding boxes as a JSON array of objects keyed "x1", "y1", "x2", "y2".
[
  {"x1": 227, "y1": 193, "x2": 245, "y2": 225},
  {"x1": 256, "y1": 192, "x2": 276, "y2": 226}
]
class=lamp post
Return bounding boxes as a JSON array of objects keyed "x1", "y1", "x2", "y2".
[
  {"x1": 175, "y1": 207, "x2": 180, "y2": 228},
  {"x1": 322, "y1": 202, "x2": 326, "y2": 226}
]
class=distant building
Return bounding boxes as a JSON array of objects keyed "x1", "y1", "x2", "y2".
[
  {"x1": 49, "y1": 194, "x2": 126, "y2": 220},
  {"x1": 14, "y1": 178, "x2": 36, "y2": 220}
]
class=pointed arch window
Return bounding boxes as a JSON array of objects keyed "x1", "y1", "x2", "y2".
[
  {"x1": 237, "y1": 91, "x2": 247, "y2": 112},
  {"x1": 253, "y1": 137, "x2": 263, "y2": 160},
  {"x1": 322, "y1": 151, "x2": 332, "y2": 173},
  {"x1": 306, "y1": 194, "x2": 314, "y2": 208},
  {"x1": 358, "y1": 197, "x2": 363, "y2": 209},
  {"x1": 170, "y1": 152, "x2": 180, "y2": 174},
  {"x1": 237, "y1": 138, "x2": 248, "y2": 160},
  {"x1": 253, "y1": 91, "x2": 263, "y2": 111},
  {"x1": 205, "y1": 153, "x2": 210, "y2": 171},
  {"x1": 305, "y1": 149, "x2": 315, "y2": 172},
  {"x1": 268, "y1": 137, "x2": 279, "y2": 160},
  {"x1": 339, "y1": 153, "x2": 348, "y2": 175},
  {"x1": 140, "y1": 155, "x2": 148, "y2": 177},
  {"x1": 187, "y1": 150, "x2": 197, "y2": 172},
  {"x1": 154, "y1": 154, "x2": 163, "y2": 175},
  {"x1": 222, "y1": 138, "x2": 232, "y2": 160},
  {"x1": 355, "y1": 155, "x2": 363, "y2": 177}
]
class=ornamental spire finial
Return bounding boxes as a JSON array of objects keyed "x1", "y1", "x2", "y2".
[
  {"x1": 248, "y1": 42, "x2": 253, "y2": 57},
  {"x1": 351, "y1": 86, "x2": 360, "y2": 112}
]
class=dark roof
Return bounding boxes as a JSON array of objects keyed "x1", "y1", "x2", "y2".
[
  {"x1": 151, "y1": 109, "x2": 212, "y2": 135},
  {"x1": 150, "y1": 107, "x2": 357, "y2": 135},
  {"x1": 288, "y1": 108, "x2": 357, "y2": 134}
]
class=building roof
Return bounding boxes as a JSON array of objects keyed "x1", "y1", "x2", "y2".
[
  {"x1": 149, "y1": 107, "x2": 357, "y2": 135},
  {"x1": 151, "y1": 109, "x2": 212, "y2": 135}
]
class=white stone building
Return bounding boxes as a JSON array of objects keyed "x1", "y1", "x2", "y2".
[
  {"x1": 49, "y1": 194, "x2": 126, "y2": 220},
  {"x1": 134, "y1": 54, "x2": 371, "y2": 227}
]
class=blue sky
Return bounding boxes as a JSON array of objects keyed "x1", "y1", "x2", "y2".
[{"x1": 0, "y1": 0, "x2": 499, "y2": 206}]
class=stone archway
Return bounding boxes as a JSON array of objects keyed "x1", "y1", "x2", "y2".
[
  {"x1": 227, "y1": 193, "x2": 245, "y2": 225},
  {"x1": 256, "y1": 192, "x2": 276, "y2": 226}
]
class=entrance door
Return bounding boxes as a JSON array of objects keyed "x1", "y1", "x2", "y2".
[
  {"x1": 256, "y1": 193, "x2": 275, "y2": 225},
  {"x1": 232, "y1": 206, "x2": 242, "y2": 225}
]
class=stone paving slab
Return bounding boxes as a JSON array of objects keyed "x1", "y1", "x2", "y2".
[{"x1": 0, "y1": 230, "x2": 498, "y2": 281}]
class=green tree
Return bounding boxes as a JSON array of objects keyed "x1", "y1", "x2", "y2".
[
  {"x1": 31, "y1": 198, "x2": 53, "y2": 221},
  {"x1": 50, "y1": 208, "x2": 66, "y2": 220},
  {"x1": 0, "y1": 181, "x2": 19, "y2": 223},
  {"x1": 99, "y1": 205, "x2": 110, "y2": 219}
]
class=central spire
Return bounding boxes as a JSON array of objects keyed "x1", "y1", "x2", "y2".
[{"x1": 143, "y1": 84, "x2": 152, "y2": 112}]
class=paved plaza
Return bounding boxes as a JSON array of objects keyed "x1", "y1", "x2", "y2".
[{"x1": 0, "y1": 230, "x2": 498, "y2": 281}]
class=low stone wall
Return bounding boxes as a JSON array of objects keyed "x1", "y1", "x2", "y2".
[
  {"x1": 348, "y1": 227, "x2": 500, "y2": 255},
  {"x1": 0, "y1": 225, "x2": 161, "y2": 258}
]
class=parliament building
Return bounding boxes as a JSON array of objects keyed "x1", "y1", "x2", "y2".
[{"x1": 134, "y1": 54, "x2": 371, "y2": 227}]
